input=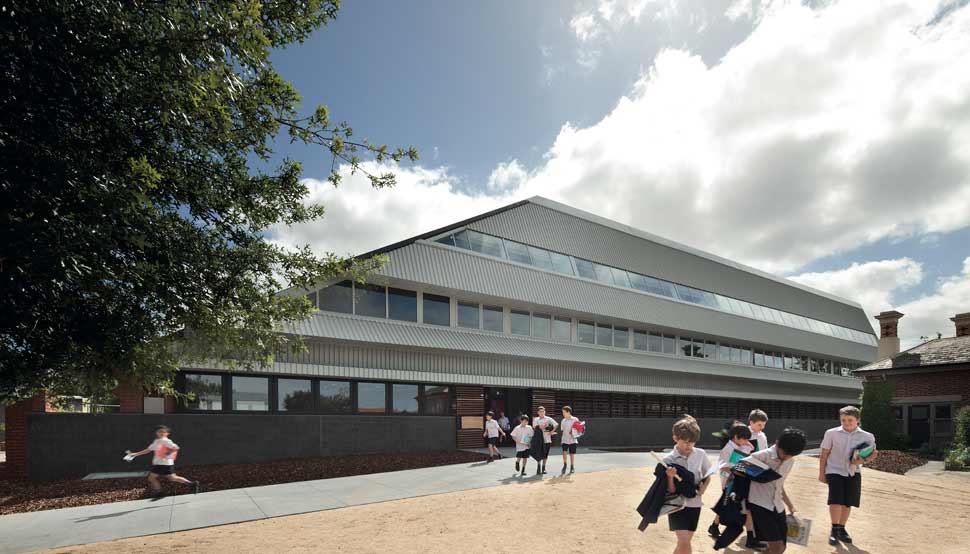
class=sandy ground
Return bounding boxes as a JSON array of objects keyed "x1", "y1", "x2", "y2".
[{"x1": 42, "y1": 457, "x2": 970, "y2": 554}]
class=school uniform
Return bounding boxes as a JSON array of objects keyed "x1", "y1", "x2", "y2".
[
  {"x1": 484, "y1": 419, "x2": 501, "y2": 445},
  {"x1": 744, "y1": 446, "x2": 793, "y2": 543},
  {"x1": 717, "y1": 440, "x2": 753, "y2": 488},
  {"x1": 749, "y1": 426, "x2": 768, "y2": 451},
  {"x1": 532, "y1": 415, "x2": 558, "y2": 459},
  {"x1": 560, "y1": 416, "x2": 579, "y2": 453},
  {"x1": 510, "y1": 425, "x2": 533, "y2": 458},
  {"x1": 821, "y1": 425, "x2": 876, "y2": 507},
  {"x1": 663, "y1": 446, "x2": 712, "y2": 532},
  {"x1": 148, "y1": 437, "x2": 179, "y2": 475}
]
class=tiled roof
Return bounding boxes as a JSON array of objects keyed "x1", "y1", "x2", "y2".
[{"x1": 855, "y1": 335, "x2": 970, "y2": 372}]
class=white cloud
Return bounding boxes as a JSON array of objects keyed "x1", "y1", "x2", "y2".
[
  {"x1": 486, "y1": 160, "x2": 529, "y2": 193},
  {"x1": 789, "y1": 257, "x2": 970, "y2": 348},
  {"x1": 568, "y1": 1, "x2": 659, "y2": 69},
  {"x1": 570, "y1": 11, "x2": 601, "y2": 43}
]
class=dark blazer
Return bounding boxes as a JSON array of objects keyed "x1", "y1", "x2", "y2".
[{"x1": 636, "y1": 463, "x2": 697, "y2": 531}]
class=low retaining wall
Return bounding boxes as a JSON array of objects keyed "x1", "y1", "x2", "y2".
[
  {"x1": 27, "y1": 413, "x2": 455, "y2": 481},
  {"x1": 578, "y1": 417, "x2": 834, "y2": 449}
]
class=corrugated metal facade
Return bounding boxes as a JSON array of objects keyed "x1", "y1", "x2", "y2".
[
  {"x1": 465, "y1": 200, "x2": 874, "y2": 333},
  {"x1": 375, "y1": 242, "x2": 875, "y2": 362}
]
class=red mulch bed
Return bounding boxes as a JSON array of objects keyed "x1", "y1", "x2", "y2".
[
  {"x1": 861, "y1": 450, "x2": 928, "y2": 475},
  {"x1": 0, "y1": 451, "x2": 488, "y2": 515}
]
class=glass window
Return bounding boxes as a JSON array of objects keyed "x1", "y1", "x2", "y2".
[
  {"x1": 552, "y1": 317, "x2": 571, "y2": 341},
  {"x1": 452, "y1": 229, "x2": 470, "y2": 249},
  {"x1": 792, "y1": 356, "x2": 803, "y2": 371},
  {"x1": 596, "y1": 323, "x2": 612, "y2": 346},
  {"x1": 549, "y1": 251, "x2": 574, "y2": 275},
  {"x1": 754, "y1": 351, "x2": 765, "y2": 367},
  {"x1": 232, "y1": 376, "x2": 268, "y2": 411},
  {"x1": 611, "y1": 268, "x2": 631, "y2": 288},
  {"x1": 593, "y1": 263, "x2": 615, "y2": 285},
  {"x1": 674, "y1": 285, "x2": 717, "y2": 307},
  {"x1": 423, "y1": 293, "x2": 451, "y2": 326},
  {"x1": 306, "y1": 291, "x2": 317, "y2": 308},
  {"x1": 392, "y1": 384, "x2": 419, "y2": 414},
  {"x1": 278, "y1": 378, "x2": 313, "y2": 412},
  {"x1": 467, "y1": 230, "x2": 506, "y2": 258},
  {"x1": 718, "y1": 344, "x2": 732, "y2": 362},
  {"x1": 731, "y1": 346, "x2": 742, "y2": 363},
  {"x1": 528, "y1": 246, "x2": 554, "y2": 270},
  {"x1": 632, "y1": 274, "x2": 676, "y2": 298},
  {"x1": 457, "y1": 302, "x2": 480, "y2": 329},
  {"x1": 503, "y1": 240, "x2": 532, "y2": 265},
  {"x1": 809, "y1": 358, "x2": 820, "y2": 373},
  {"x1": 532, "y1": 313, "x2": 552, "y2": 338},
  {"x1": 184, "y1": 374, "x2": 223, "y2": 410},
  {"x1": 355, "y1": 283, "x2": 386, "y2": 318},
  {"x1": 573, "y1": 258, "x2": 597, "y2": 280},
  {"x1": 318, "y1": 280, "x2": 353, "y2": 314},
  {"x1": 357, "y1": 382, "x2": 386, "y2": 413},
  {"x1": 648, "y1": 332, "x2": 663, "y2": 353},
  {"x1": 510, "y1": 310, "x2": 530, "y2": 335},
  {"x1": 662, "y1": 334, "x2": 677, "y2": 354},
  {"x1": 388, "y1": 287, "x2": 417, "y2": 322},
  {"x1": 319, "y1": 380, "x2": 351, "y2": 413},
  {"x1": 634, "y1": 330, "x2": 649, "y2": 351},
  {"x1": 483, "y1": 305, "x2": 504, "y2": 332},
  {"x1": 703, "y1": 340, "x2": 717, "y2": 359},
  {"x1": 421, "y1": 385, "x2": 451, "y2": 415},
  {"x1": 680, "y1": 337, "x2": 694, "y2": 357},
  {"x1": 784, "y1": 354, "x2": 794, "y2": 369},
  {"x1": 578, "y1": 321, "x2": 596, "y2": 344},
  {"x1": 935, "y1": 405, "x2": 952, "y2": 419},
  {"x1": 741, "y1": 348, "x2": 753, "y2": 365},
  {"x1": 614, "y1": 326, "x2": 629, "y2": 348},
  {"x1": 774, "y1": 354, "x2": 785, "y2": 369},
  {"x1": 435, "y1": 233, "x2": 455, "y2": 246},
  {"x1": 910, "y1": 405, "x2": 929, "y2": 420}
]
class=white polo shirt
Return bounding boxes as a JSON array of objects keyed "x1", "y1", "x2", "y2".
[
  {"x1": 821, "y1": 425, "x2": 876, "y2": 477},
  {"x1": 745, "y1": 446, "x2": 793, "y2": 513},
  {"x1": 533, "y1": 416, "x2": 558, "y2": 444},
  {"x1": 510, "y1": 424, "x2": 533, "y2": 452},
  {"x1": 560, "y1": 416, "x2": 579, "y2": 445},
  {"x1": 663, "y1": 446, "x2": 712, "y2": 508},
  {"x1": 749, "y1": 426, "x2": 768, "y2": 451},
  {"x1": 484, "y1": 419, "x2": 501, "y2": 438},
  {"x1": 718, "y1": 441, "x2": 753, "y2": 488}
]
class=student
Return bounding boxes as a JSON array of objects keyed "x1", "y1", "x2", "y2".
[
  {"x1": 819, "y1": 405, "x2": 878, "y2": 546},
  {"x1": 510, "y1": 414, "x2": 533, "y2": 476},
  {"x1": 663, "y1": 415, "x2": 712, "y2": 554},
  {"x1": 559, "y1": 405, "x2": 579, "y2": 474},
  {"x1": 532, "y1": 406, "x2": 558, "y2": 475},
  {"x1": 749, "y1": 409, "x2": 769, "y2": 451},
  {"x1": 708, "y1": 422, "x2": 764, "y2": 549},
  {"x1": 483, "y1": 411, "x2": 506, "y2": 461},
  {"x1": 497, "y1": 411, "x2": 511, "y2": 444},
  {"x1": 126, "y1": 425, "x2": 200, "y2": 497},
  {"x1": 744, "y1": 428, "x2": 807, "y2": 554}
]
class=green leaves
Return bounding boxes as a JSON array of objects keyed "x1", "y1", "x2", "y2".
[{"x1": 0, "y1": 0, "x2": 416, "y2": 402}]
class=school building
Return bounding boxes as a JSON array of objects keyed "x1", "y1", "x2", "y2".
[
  {"x1": 855, "y1": 311, "x2": 970, "y2": 447},
  {"x1": 6, "y1": 197, "x2": 877, "y2": 480}
]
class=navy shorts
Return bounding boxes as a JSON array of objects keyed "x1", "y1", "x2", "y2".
[
  {"x1": 487, "y1": 436, "x2": 499, "y2": 446},
  {"x1": 668, "y1": 507, "x2": 700, "y2": 532},
  {"x1": 515, "y1": 450, "x2": 529, "y2": 459},
  {"x1": 826, "y1": 473, "x2": 862, "y2": 507},
  {"x1": 150, "y1": 465, "x2": 174, "y2": 476},
  {"x1": 562, "y1": 443, "x2": 577, "y2": 453},
  {"x1": 749, "y1": 504, "x2": 787, "y2": 543}
]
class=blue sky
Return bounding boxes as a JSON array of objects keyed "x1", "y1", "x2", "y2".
[{"x1": 266, "y1": 0, "x2": 970, "y2": 346}]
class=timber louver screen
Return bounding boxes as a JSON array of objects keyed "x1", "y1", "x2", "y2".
[{"x1": 456, "y1": 385, "x2": 485, "y2": 449}]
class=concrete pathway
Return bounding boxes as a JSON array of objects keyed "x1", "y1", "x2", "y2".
[{"x1": 1, "y1": 449, "x2": 660, "y2": 554}]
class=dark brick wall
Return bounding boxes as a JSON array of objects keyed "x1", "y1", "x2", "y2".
[
  {"x1": 27, "y1": 413, "x2": 455, "y2": 481},
  {"x1": 885, "y1": 369, "x2": 970, "y2": 405},
  {"x1": 577, "y1": 417, "x2": 836, "y2": 449}
]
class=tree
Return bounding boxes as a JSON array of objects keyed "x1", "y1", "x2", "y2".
[
  {"x1": 0, "y1": 1, "x2": 417, "y2": 403},
  {"x1": 860, "y1": 380, "x2": 904, "y2": 449}
]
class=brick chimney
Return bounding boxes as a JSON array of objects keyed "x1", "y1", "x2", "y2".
[
  {"x1": 952, "y1": 312, "x2": 970, "y2": 337},
  {"x1": 874, "y1": 310, "x2": 904, "y2": 359}
]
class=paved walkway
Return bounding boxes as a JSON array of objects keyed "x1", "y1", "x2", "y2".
[{"x1": 2, "y1": 449, "x2": 656, "y2": 554}]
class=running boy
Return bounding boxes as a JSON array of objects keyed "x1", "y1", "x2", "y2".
[
  {"x1": 532, "y1": 406, "x2": 558, "y2": 475},
  {"x1": 663, "y1": 415, "x2": 712, "y2": 554},
  {"x1": 559, "y1": 405, "x2": 579, "y2": 475},
  {"x1": 510, "y1": 414, "x2": 533, "y2": 475},
  {"x1": 708, "y1": 422, "x2": 763, "y2": 549},
  {"x1": 749, "y1": 409, "x2": 769, "y2": 451},
  {"x1": 126, "y1": 425, "x2": 200, "y2": 496},
  {"x1": 744, "y1": 427, "x2": 807, "y2": 554},
  {"x1": 483, "y1": 411, "x2": 506, "y2": 461},
  {"x1": 819, "y1": 405, "x2": 877, "y2": 546}
]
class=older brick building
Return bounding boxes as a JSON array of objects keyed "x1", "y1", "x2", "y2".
[{"x1": 855, "y1": 312, "x2": 970, "y2": 447}]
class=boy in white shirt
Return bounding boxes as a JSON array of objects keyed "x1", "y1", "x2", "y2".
[
  {"x1": 126, "y1": 425, "x2": 200, "y2": 497},
  {"x1": 483, "y1": 411, "x2": 506, "y2": 462},
  {"x1": 509, "y1": 414, "x2": 533, "y2": 476},
  {"x1": 532, "y1": 406, "x2": 558, "y2": 475},
  {"x1": 559, "y1": 405, "x2": 580, "y2": 475},
  {"x1": 818, "y1": 405, "x2": 878, "y2": 546},
  {"x1": 708, "y1": 422, "x2": 763, "y2": 549},
  {"x1": 749, "y1": 409, "x2": 769, "y2": 451},
  {"x1": 662, "y1": 415, "x2": 712, "y2": 554},
  {"x1": 744, "y1": 428, "x2": 807, "y2": 554}
]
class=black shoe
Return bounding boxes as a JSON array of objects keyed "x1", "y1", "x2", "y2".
[
  {"x1": 569, "y1": 466, "x2": 575, "y2": 474},
  {"x1": 192, "y1": 481, "x2": 201, "y2": 494},
  {"x1": 561, "y1": 465, "x2": 567, "y2": 475},
  {"x1": 838, "y1": 528, "x2": 853, "y2": 544},
  {"x1": 520, "y1": 469, "x2": 526, "y2": 476},
  {"x1": 536, "y1": 468, "x2": 542, "y2": 476},
  {"x1": 745, "y1": 534, "x2": 766, "y2": 550},
  {"x1": 515, "y1": 461, "x2": 520, "y2": 472},
  {"x1": 828, "y1": 533, "x2": 839, "y2": 546},
  {"x1": 708, "y1": 522, "x2": 721, "y2": 539}
]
